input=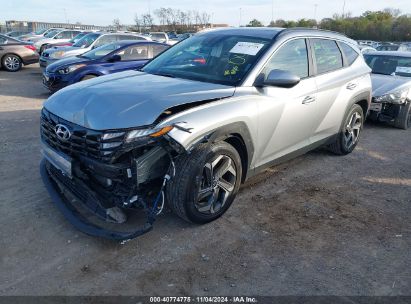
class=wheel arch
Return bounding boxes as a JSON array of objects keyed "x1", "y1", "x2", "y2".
[
  {"x1": 355, "y1": 99, "x2": 369, "y2": 118},
  {"x1": 199, "y1": 122, "x2": 254, "y2": 183},
  {"x1": 340, "y1": 91, "x2": 371, "y2": 131}
]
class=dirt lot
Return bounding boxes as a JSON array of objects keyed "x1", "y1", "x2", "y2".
[{"x1": 0, "y1": 64, "x2": 410, "y2": 296}]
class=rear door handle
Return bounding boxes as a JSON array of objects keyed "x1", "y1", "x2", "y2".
[
  {"x1": 346, "y1": 83, "x2": 358, "y2": 90},
  {"x1": 302, "y1": 95, "x2": 316, "y2": 104}
]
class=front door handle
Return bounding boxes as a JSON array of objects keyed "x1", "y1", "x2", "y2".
[{"x1": 302, "y1": 95, "x2": 316, "y2": 104}]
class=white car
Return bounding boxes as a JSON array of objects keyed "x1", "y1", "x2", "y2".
[
  {"x1": 359, "y1": 45, "x2": 377, "y2": 54},
  {"x1": 33, "y1": 29, "x2": 82, "y2": 53},
  {"x1": 18, "y1": 28, "x2": 61, "y2": 42},
  {"x1": 149, "y1": 32, "x2": 178, "y2": 45}
]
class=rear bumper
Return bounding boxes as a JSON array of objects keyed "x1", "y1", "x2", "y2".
[
  {"x1": 22, "y1": 53, "x2": 39, "y2": 65},
  {"x1": 40, "y1": 159, "x2": 153, "y2": 241}
]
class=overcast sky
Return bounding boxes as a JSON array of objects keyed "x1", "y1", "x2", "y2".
[{"x1": 2, "y1": 0, "x2": 410, "y2": 26}]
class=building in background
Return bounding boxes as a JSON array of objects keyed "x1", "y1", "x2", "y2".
[{"x1": 1, "y1": 20, "x2": 123, "y2": 33}]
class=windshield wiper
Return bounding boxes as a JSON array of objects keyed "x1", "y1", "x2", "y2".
[
  {"x1": 149, "y1": 72, "x2": 176, "y2": 78},
  {"x1": 372, "y1": 72, "x2": 391, "y2": 76}
]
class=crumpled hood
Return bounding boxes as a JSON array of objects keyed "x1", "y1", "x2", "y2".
[
  {"x1": 371, "y1": 74, "x2": 411, "y2": 97},
  {"x1": 44, "y1": 71, "x2": 235, "y2": 130}
]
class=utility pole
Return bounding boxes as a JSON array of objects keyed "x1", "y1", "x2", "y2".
[
  {"x1": 63, "y1": 8, "x2": 68, "y2": 25},
  {"x1": 342, "y1": 0, "x2": 346, "y2": 18},
  {"x1": 239, "y1": 7, "x2": 242, "y2": 27},
  {"x1": 314, "y1": 4, "x2": 318, "y2": 21}
]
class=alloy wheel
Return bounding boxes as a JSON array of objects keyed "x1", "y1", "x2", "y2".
[
  {"x1": 195, "y1": 154, "x2": 237, "y2": 214},
  {"x1": 343, "y1": 111, "x2": 362, "y2": 150},
  {"x1": 4, "y1": 56, "x2": 21, "y2": 71}
]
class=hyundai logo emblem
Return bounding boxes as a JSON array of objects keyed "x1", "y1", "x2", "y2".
[{"x1": 54, "y1": 124, "x2": 71, "y2": 141}]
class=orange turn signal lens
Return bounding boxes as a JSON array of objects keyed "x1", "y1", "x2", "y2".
[{"x1": 149, "y1": 126, "x2": 174, "y2": 137}]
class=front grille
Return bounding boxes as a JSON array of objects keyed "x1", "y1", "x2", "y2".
[{"x1": 41, "y1": 109, "x2": 125, "y2": 162}]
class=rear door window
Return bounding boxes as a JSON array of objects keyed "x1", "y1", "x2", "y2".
[
  {"x1": 56, "y1": 31, "x2": 73, "y2": 39},
  {"x1": 94, "y1": 35, "x2": 117, "y2": 48},
  {"x1": 118, "y1": 45, "x2": 150, "y2": 60},
  {"x1": 312, "y1": 39, "x2": 343, "y2": 74}
]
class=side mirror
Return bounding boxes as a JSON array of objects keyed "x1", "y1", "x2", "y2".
[
  {"x1": 254, "y1": 69, "x2": 301, "y2": 88},
  {"x1": 108, "y1": 54, "x2": 121, "y2": 62}
]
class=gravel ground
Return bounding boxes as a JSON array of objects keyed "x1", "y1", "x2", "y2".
[{"x1": 0, "y1": 64, "x2": 410, "y2": 296}]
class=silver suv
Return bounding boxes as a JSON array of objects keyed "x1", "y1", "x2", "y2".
[{"x1": 40, "y1": 28, "x2": 372, "y2": 240}]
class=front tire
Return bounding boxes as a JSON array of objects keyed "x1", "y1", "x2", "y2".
[
  {"x1": 328, "y1": 104, "x2": 364, "y2": 155},
  {"x1": 2, "y1": 54, "x2": 22, "y2": 72},
  {"x1": 393, "y1": 102, "x2": 411, "y2": 130},
  {"x1": 167, "y1": 141, "x2": 242, "y2": 224}
]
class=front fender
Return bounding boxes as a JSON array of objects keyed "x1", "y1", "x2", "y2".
[{"x1": 158, "y1": 96, "x2": 258, "y2": 171}]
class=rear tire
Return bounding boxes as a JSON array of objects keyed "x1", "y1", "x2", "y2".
[
  {"x1": 2, "y1": 54, "x2": 22, "y2": 72},
  {"x1": 393, "y1": 102, "x2": 411, "y2": 130},
  {"x1": 328, "y1": 104, "x2": 364, "y2": 155},
  {"x1": 166, "y1": 141, "x2": 242, "y2": 224}
]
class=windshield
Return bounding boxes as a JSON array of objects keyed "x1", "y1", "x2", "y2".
[
  {"x1": 34, "y1": 29, "x2": 47, "y2": 35},
  {"x1": 142, "y1": 34, "x2": 271, "y2": 85},
  {"x1": 73, "y1": 33, "x2": 99, "y2": 48},
  {"x1": 150, "y1": 33, "x2": 166, "y2": 40},
  {"x1": 364, "y1": 54, "x2": 411, "y2": 77},
  {"x1": 45, "y1": 30, "x2": 60, "y2": 38},
  {"x1": 70, "y1": 32, "x2": 87, "y2": 43},
  {"x1": 81, "y1": 42, "x2": 123, "y2": 60}
]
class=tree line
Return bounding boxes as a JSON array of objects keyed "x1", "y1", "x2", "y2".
[
  {"x1": 248, "y1": 8, "x2": 411, "y2": 42},
  {"x1": 118, "y1": 8, "x2": 211, "y2": 33}
]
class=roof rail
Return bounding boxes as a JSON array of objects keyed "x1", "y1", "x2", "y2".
[{"x1": 278, "y1": 27, "x2": 348, "y2": 38}]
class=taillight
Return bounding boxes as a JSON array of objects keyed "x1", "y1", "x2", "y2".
[{"x1": 24, "y1": 45, "x2": 36, "y2": 52}]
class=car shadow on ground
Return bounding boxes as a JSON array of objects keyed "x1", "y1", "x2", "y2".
[{"x1": 0, "y1": 65, "x2": 50, "y2": 99}]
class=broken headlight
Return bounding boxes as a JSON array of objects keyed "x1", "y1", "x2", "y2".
[
  {"x1": 374, "y1": 89, "x2": 409, "y2": 104},
  {"x1": 125, "y1": 126, "x2": 174, "y2": 143}
]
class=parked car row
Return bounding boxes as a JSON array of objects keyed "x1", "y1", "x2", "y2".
[
  {"x1": 37, "y1": 27, "x2": 410, "y2": 241},
  {"x1": 40, "y1": 32, "x2": 151, "y2": 67},
  {"x1": 43, "y1": 40, "x2": 169, "y2": 91}
]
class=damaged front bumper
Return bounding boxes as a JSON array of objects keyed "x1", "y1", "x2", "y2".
[
  {"x1": 39, "y1": 108, "x2": 186, "y2": 241},
  {"x1": 368, "y1": 100, "x2": 406, "y2": 122},
  {"x1": 40, "y1": 159, "x2": 154, "y2": 240}
]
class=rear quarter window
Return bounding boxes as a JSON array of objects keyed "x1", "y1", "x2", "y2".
[{"x1": 340, "y1": 42, "x2": 359, "y2": 66}]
